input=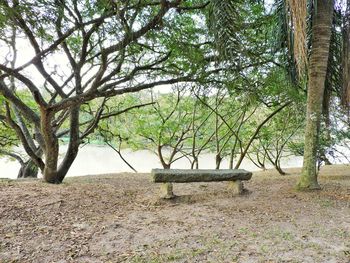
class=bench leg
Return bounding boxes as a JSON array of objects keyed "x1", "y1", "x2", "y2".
[
  {"x1": 228, "y1": 180, "x2": 243, "y2": 195},
  {"x1": 160, "y1": 183, "x2": 175, "y2": 199}
]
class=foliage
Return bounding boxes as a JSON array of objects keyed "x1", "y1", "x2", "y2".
[
  {"x1": 0, "y1": 0, "x2": 349, "y2": 184},
  {"x1": 0, "y1": 0, "x2": 213, "y2": 182}
]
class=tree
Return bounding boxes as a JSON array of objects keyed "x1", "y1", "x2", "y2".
[
  {"x1": 120, "y1": 89, "x2": 194, "y2": 169},
  {"x1": 95, "y1": 94, "x2": 156, "y2": 173},
  {"x1": 246, "y1": 67, "x2": 306, "y2": 174},
  {"x1": 289, "y1": 0, "x2": 335, "y2": 190},
  {"x1": 273, "y1": 0, "x2": 350, "y2": 189},
  {"x1": 191, "y1": 84, "x2": 294, "y2": 172},
  {"x1": 0, "y1": 0, "x2": 211, "y2": 183},
  {"x1": 342, "y1": 0, "x2": 350, "y2": 108},
  {"x1": 187, "y1": 95, "x2": 214, "y2": 169},
  {"x1": 0, "y1": 92, "x2": 40, "y2": 178},
  {"x1": 252, "y1": 106, "x2": 304, "y2": 175},
  {"x1": 210, "y1": 0, "x2": 348, "y2": 190},
  {"x1": 0, "y1": 24, "x2": 41, "y2": 178}
]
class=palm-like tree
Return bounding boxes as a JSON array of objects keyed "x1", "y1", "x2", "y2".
[
  {"x1": 210, "y1": 0, "x2": 348, "y2": 190},
  {"x1": 296, "y1": 0, "x2": 334, "y2": 190},
  {"x1": 343, "y1": 0, "x2": 350, "y2": 107}
]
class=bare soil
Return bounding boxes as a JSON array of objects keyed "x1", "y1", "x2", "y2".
[{"x1": 0, "y1": 165, "x2": 349, "y2": 263}]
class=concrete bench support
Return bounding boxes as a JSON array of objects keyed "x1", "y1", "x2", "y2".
[
  {"x1": 152, "y1": 169, "x2": 252, "y2": 199},
  {"x1": 160, "y1": 182, "x2": 175, "y2": 199},
  {"x1": 228, "y1": 180, "x2": 244, "y2": 195}
]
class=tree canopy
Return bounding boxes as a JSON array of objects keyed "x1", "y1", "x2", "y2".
[{"x1": 0, "y1": 0, "x2": 349, "y2": 186}]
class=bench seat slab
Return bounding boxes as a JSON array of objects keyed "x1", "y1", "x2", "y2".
[{"x1": 152, "y1": 169, "x2": 252, "y2": 183}]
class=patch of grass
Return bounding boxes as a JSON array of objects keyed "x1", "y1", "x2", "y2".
[
  {"x1": 281, "y1": 231, "x2": 294, "y2": 241},
  {"x1": 0, "y1": 178, "x2": 14, "y2": 184},
  {"x1": 129, "y1": 255, "x2": 162, "y2": 263},
  {"x1": 166, "y1": 251, "x2": 185, "y2": 261},
  {"x1": 319, "y1": 199, "x2": 334, "y2": 208},
  {"x1": 129, "y1": 247, "x2": 206, "y2": 263},
  {"x1": 265, "y1": 228, "x2": 296, "y2": 242},
  {"x1": 237, "y1": 227, "x2": 259, "y2": 238},
  {"x1": 259, "y1": 244, "x2": 270, "y2": 254},
  {"x1": 332, "y1": 228, "x2": 349, "y2": 239},
  {"x1": 239, "y1": 227, "x2": 249, "y2": 235}
]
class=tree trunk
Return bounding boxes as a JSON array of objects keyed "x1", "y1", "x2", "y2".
[
  {"x1": 43, "y1": 143, "x2": 60, "y2": 183},
  {"x1": 158, "y1": 145, "x2": 171, "y2": 169},
  {"x1": 275, "y1": 163, "x2": 286, "y2": 176},
  {"x1": 57, "y1": 106, "x2": 80, "y2": 182},
  {"x1": 256, "y1": 151, "x2": 267, "y2": 170},
  {"x1": 215, "y1": 154, "x2": 222, "y2": 169},
  {"x1": 41, "y1": 109, "x2": 60, "y2": 183},
  {"x1": 297, "y1": 0, "x2": 334, "y2": 190},
  {"x1": 342, "y1": 0, "x2": 350, "y2": 107},
  {"x1": 17, "y1": 159, "x2": 38, "y2": 178},
  {"x1": 229, "y1": 149, "x2": 234, "y2": 169},
  {"x1": 40, "y1": 106, "x2": 81, "y2": 184},
  {"x1": 191, "y1": 156, "x2": 199, "y2": 169}
]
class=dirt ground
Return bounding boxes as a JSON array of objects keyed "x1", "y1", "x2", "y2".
[{"x1": 0, "y1": 165, "x2": 349, "y2": 263}]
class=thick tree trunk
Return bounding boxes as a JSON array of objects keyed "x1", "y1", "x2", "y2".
[
  {"x1": 57, "y1": 106, "x2": 80, "y2": 182},
  {"x1": 40, "y1": 106, "x2": 81, "y2": 184},
  {"x1": 43, "y1": 143, "x2": 60, "y2": 183},
  {"x1": 41, "y1": 110, "x2": 60, "y2": 183},
  {"x1": 297, "y1": 0, "x2": 334, "y2": 190}
]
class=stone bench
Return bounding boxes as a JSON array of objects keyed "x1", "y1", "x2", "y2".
[{"x1": 151, "y1": 169, "x2": 252, "y2": 199}]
